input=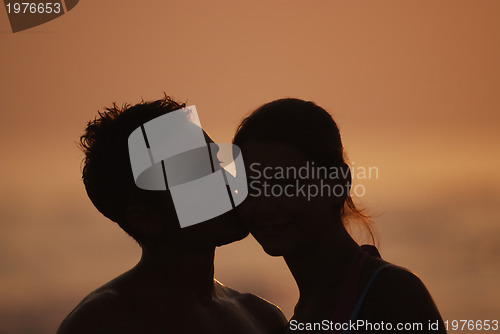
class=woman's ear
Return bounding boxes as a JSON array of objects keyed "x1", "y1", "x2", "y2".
[{"x1": 125, "y1": 205, "x2": 165, "y2": 235}]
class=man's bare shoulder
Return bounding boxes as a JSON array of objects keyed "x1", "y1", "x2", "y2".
[
  {"x1": 57, "y1": 288, "x2": 129, "y2": 334},
  {"x1": 216, "y1": 281, "x2": 288, "y2": 333},
  {"x1": 57, "y1": 272, "x2": 185, "y2": 334}
]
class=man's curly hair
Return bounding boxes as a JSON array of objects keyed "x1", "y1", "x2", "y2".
[{"x1": 79, "y1": 95, "x2": 185, "y2": 243}]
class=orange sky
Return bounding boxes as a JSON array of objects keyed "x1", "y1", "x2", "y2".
[{"x1": 1, "y1": 1, "x2": 499, "y2": 333}]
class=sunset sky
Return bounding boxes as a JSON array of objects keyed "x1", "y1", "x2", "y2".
[{"x1": 1, "y1": 1, "x2": 499, "y2": 333}]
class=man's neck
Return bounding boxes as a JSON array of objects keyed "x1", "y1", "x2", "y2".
[{"x1": 134, "y1": 243, "x2": 218, "y2": 304}]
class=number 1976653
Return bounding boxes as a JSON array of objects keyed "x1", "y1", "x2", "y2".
[
  {"x1": 444, "y1": 319, "x2": 498, "y2": 331},
  {"x1": 6, "y1": 2, "x2": 62, "y2": 14}
]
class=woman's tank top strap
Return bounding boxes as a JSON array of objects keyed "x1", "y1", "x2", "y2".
[
  {"x1": 329, "y1": 250, "x2": 370, "y2": 326},
  {"x1": 285, "y1": 246, "x2": 388, "y2": 334},
  {"x1": 326, "y1": 245, "x2": 387, "y2": 334},
  {"x1": 346, "y1": 264, "x2": 391, "y2": 323}
]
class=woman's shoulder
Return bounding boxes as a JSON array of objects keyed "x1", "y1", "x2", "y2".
[
  {"x1": 359, "y1": 257, "x2": 445, "y2": 330},
  {"x1": 368, "y1": 262, "x2": 431, "y2": 301},
  {"x1": 359, "y1": 247, "x2": 433, "y2": 301}
]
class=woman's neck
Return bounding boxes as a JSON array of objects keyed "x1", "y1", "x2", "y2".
[{"x1": 284, "y1": 224, "x2": 361, "y2": 318}]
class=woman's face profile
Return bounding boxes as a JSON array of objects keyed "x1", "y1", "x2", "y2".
[{"x1": 238, "y1": 141, "x2": 340, "y2": 256}]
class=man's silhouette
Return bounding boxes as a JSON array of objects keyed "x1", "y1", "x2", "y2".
[{"x1": 57, "y1": 96, "x2": 286, "y2": 334}]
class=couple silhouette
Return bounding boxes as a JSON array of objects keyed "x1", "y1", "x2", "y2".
[{"x1": 57, "y1": 96, "x2": 445, "y2": 334}]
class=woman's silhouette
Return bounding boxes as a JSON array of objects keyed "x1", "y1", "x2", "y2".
[{"x1": 234, "y1": 98, "x2": 446, "y2": 333}]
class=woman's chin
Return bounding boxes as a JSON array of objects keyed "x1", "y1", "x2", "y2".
[
  {"x1": 250, "y1": 223, "x2": 300, "y2": 256},
  {"x1": 254, "y1": 237, "x2": 294, "y2": 257}
]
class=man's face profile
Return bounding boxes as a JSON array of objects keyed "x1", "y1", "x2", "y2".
[{"x1": 127, "y1": 105, "x2": 249, "y2": 246}]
